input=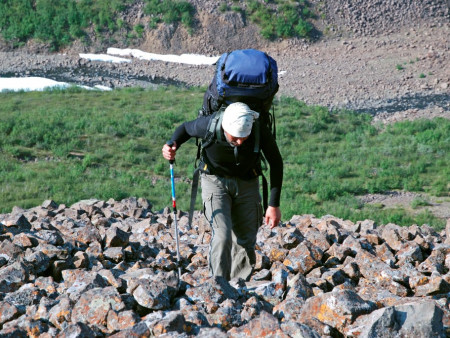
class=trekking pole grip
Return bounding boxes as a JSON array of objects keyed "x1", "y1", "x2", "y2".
[{"x1": 166, "y1": 140, "x2": 175, "y2": 164}]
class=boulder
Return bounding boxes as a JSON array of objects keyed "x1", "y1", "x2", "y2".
[
  {"x1": 71, "y1": 286, "x2": 125, "y2": 328},
  {"x1": 347, "y1": 300, "x2": 445, "y2": 337},
  {"x1": 297, "y1": 289, "x2": 376, "y2": 332}
]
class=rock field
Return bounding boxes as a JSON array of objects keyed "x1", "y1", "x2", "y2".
[{"x1": 0, "y1": 198, "x2": 449, "y2": 336}]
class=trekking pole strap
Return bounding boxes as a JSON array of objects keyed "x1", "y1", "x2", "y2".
[{"x1": 253, "y1": 120, "x2": 260, "y2": 153}]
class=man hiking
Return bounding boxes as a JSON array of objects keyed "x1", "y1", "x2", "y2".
[{"x1": 162, "y1": 102, "x2": 283, "y2": 281}]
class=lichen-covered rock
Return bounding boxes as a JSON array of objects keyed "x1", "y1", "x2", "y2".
[
  {"x1": 0, "y1": 240, "x2": 24, "y2": 263},
  {"x1": 0, "y1": 301, "x2": 21, "y2": 326},
  {"x1": 207, "y1": 299, "x2": 243, "y2": 330},
  {"x1": 297, "y1": 289, "x2": 376, "y2": 332},
  {"x1": 346, "y1": 300, "x2": 446, "y2": 337},
  {"x1": 0, "y1": 262, "x2": 29, "y2": 293},
  {"x1": 48, "y1": 296, "x2": 73, "y2": 330},
  {"x1": 55, "y1": 322, "x2": 96, "y2": 337},
  {"x1": 71, "y1": 286, "x2": 125, "y2": 328},
  {"x1": 355, "y1": 250, "x2": 407, "y2": 286},
  {"x1": 280, "y1": 321, "x2": 321, "y2": 338},
  {"x1": 185, "y1": 276, "x2": 240, "y2": 305},
  {"x1": 107, "y1": 309, "x2": 141, "y2": 332},
  {"x1": 105, "y1": 225, "x2": 130, "y2": 248},
  {"x1": 228, "y1": 310, "x2": 282, "y2": 337},
  {"x1": 132, "y1": 280, "x2": 174, "y2": 311},
  {"x1": 143, "y1": 310, "x2": 186, "y2": 336},
  {"x1": 283, "y1": 241, "x2": 323, "y2": 274},
  {"x1": 3, "y1": 284, "x2": 46, "y2": 314},
  {"x1": 286, "y1": 273, "x2": 314, "y2": 300}
]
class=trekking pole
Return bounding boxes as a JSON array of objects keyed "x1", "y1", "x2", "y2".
[{"x1": 167, "y1": 141, "x2": 182, "y2": 287}]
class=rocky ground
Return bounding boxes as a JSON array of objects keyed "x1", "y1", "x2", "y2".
[{"x1": 0, "y1": 198, "x2": 449, "y2": 336}]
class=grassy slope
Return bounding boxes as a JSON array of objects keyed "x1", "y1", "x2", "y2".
[{"x1": 0, "y1": 87, "x2": 448, "y2": 229}]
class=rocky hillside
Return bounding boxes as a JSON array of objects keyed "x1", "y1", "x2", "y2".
[
  {"x1": 0, "y1": 198, "x2": 449, "y2": 336},
  {"x1": 319, "y1": 0, "x2": 448, "y2": 38},
  {"x1": 61, "y1": 0, "x2": 449, "y2": 55}
]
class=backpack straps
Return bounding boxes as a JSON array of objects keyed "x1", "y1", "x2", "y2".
[
  {"x1": 250, "y1": 120, "x2": 269, "y2": 211},
  {"x1": 253, "y1": 120, "x2": 260, "y2": 153},
  {"x1": 188, "y1": 166, "x2": 201, "y2": 229},
  {"x1": 189, "y1": 111, "x2": 224, "y2": 228},
  {"x1": 188, "y1": 111, "x2": 268, "y2": 228},
  {"x1": 202, "y1": 110, "x2": 224, "y2": 150}
]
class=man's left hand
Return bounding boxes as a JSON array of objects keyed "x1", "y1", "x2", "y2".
[{"x1": 265, "y1": 206, "x2": 281, "y2": 229}]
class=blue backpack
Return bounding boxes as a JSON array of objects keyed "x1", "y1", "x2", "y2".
[
  {"x1": 202, "y1": 49, "x2": 279, "y2": 116},
  {"x1": 188, "y1": 49, "x2": 279, "y2": 227}
]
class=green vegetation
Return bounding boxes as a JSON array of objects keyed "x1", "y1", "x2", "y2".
[
  {"x1": 144, "y1": 0, "x2": 195, "y2": 34},
  {"x1": 419, "y1": 73, "x2": 426, "y2": 78},
  {"x1": 396, "y1": 64, "x2": 404, "y2": 71},
  {"x1": 219, "y1": 3, "x2": 229, "y2": 12},
  {"x1": 134, "y1": 24, "x2": 145, "y2": 38},
  {"x1": 0, "y1": 0, "x2": 196, "y2": 49},
  {"x1": 411, "y1": 197, "x2": 431, "y2": 209},
  {"x1": 245, "y1": 0, "x2": 315, "y2": 39},
  {"x1": 0, "y1": 0, "x2": 133, "y2": 50},
  {"x1": 0, "y1": 88, "x2": 448, "y2": 229},
  {"x1": 231, "y1": 6, "x2": 243, "y2": 13},
  {"x1": 0, "y1": 0, "x2": 316, "y2": 51}
]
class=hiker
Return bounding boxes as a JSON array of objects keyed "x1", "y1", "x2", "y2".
[{"x1": 162, "y1": 102, "x2": 283, "y2": 281}]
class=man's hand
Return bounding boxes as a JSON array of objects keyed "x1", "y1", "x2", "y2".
[
  {"x1": 265, "y1": 206, "x2": 281, "y2": 229},
  {"x1": 162, "y1": 142, "x2": 177, "y2": 161}
]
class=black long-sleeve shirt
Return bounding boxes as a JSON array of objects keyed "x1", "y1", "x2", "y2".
[{"x1": 170, "y1": 115, "x2": 283, "y2": 207}]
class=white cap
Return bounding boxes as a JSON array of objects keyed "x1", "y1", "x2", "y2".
[{"x1": 221, "y1": 102, "x2": 259, "y2": 138}]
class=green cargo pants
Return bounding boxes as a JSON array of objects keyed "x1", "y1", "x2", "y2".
[{"x1": 201, "y1": 173, "x2": 263, "y2": 281}]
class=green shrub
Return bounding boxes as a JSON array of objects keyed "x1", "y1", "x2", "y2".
[
  {"x1": 295, "y1": 20, "x2": 313, "y2": 37},
  {"x1": 0, "y1": 0, "x2": 315, "y2": 49},
  {"x1": 248, "y1": 0, "x2": 315, "y2": 40},
  {"x1": 134, "y1": 24, "x2": 145, "y2": 37},
  {"x1": 219, "y1": 3, "x2": 229, "y2": 12},
  {"x1": 0, "y1": 0, "x2": 131, "y2": 50},
  {"x1": 144, "y1": 0, "x2": 195, "y2": 32},
  {"x1": 411, "y1": 197, "x2": 431, "y2": 209}
]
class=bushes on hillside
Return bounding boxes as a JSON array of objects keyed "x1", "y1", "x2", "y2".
[
  {"x1": 0, "y1": 0, "x2": 317, "y2": 51},
  {"x1": 0, "y1": 0, "x2": 130, "y2": 50}
]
